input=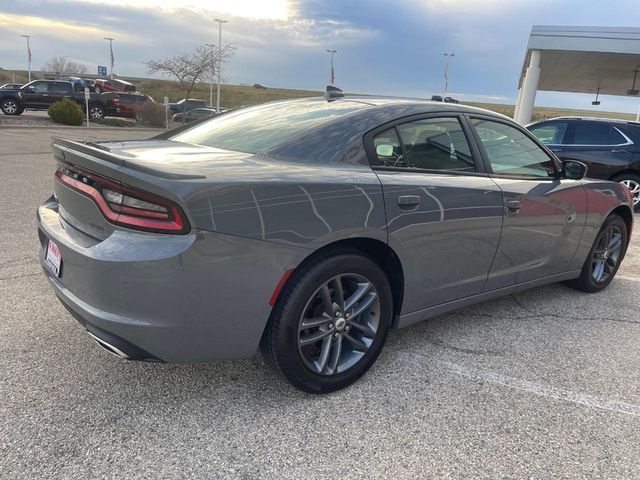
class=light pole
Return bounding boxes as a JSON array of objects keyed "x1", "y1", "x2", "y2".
[
  {"x1": 326, "y1": 49, "x2": 337, "y2": 85},
  {"x1": 104, "y1": 37, "x2": 115, "y2": 79},
  {"x1": 206, "y1": 43, "x2": 215, "y2": 107},
  {"x1": 21, "y1": 35, "x2": 31, "y2": 82},
  {"x1": 214, "y1": 18, "x2": 228, "y2": 113},
  {"x1": 443, "y1": 52, "x2": 455, "y2": 98}
]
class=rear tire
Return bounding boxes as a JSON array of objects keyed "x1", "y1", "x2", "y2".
[
  {"x1": 569, "y1": 214, "x2": 628, "y2": 293},
  {"x1": 261, "y1": 251, "x2": 393, "y2": 394},
  {"x1": 612, "y1": 173, "x2": 640, "y2": 212},
  {"x1": 1, "y1": 99, "x2": 21, "y2": 115},
  {"x1": 89, "y1": 105, "x2": 105, "y2": 119}
]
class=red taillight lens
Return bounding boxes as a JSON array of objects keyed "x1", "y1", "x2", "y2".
[{"x1": 55, "y1": 165, "x2": 189, "y2": 234}]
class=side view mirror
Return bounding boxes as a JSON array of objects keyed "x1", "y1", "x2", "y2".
[
  {"x1": 25, "y1": 86, "x2": 35, "y2": 93},
  {"x1": 562, "y1": 160, "x2": 588, "y2": 180},
  {"x1": 376, "y1": 144, "x2": 394, "y2": 157}
]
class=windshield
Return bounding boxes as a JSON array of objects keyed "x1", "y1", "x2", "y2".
[{"x1": 170, "y1": 99, "x2": 368, "y2": 153}]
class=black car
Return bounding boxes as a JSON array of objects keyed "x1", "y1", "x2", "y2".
[
  {"x1": 172, "y1": 107, "x2": 219, "y2": 123},
  {"x1": 168, "y1": 98, "x2": 208, "y2": 114},
  {"x1": 528, "y1": 117, "x2": 640, "y2": 210}
]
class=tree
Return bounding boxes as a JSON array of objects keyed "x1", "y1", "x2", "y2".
[
  {"x1": 43, "y1": 57, "x2": 88, "y2": 75},
  {"x1": 144, "y1": 44, "x2": 236, "y2": 101}
]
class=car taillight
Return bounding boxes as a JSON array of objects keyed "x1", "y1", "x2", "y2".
[
  {"x1": 111, "y1": 97, "x2": 120, "y2": 106},
  {"x1": 55, "y1": 165, "x2": 189, "y2": 234}
]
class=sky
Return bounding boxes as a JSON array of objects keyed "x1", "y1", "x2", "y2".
[{"x1": 1, "y1": 0, "x2": 639, "y2": 113}]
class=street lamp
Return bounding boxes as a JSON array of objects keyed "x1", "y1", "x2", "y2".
[
  {"x1": 214, "y1": 18, "x2": 228, "y2": 113},
  {"x1": 104, "y1": 37, "x2": 115, "y2": 79},
  {"x1": 21, "y1": 35, "x2": 31, "y2": 82},
  {"x1": 443, "y1": 52, "x2": 455, "y2": 98},
  {"x1": 326, "y1": 49, "x2": 337, "y2": 85},
  {"x1": 206, "y1": 43, "x2": 215, "y2": 107}
]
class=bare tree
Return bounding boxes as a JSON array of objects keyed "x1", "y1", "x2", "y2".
[
  {"x1": 144, "y1": 44, "x2": 236, "y2": 101},
  {"x1": 43, "y1": 57, "x2": 88, "y2": 75}
]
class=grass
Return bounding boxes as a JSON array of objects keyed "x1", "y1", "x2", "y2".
[{"x1": 2, "y1": 69, "x2": 636, "y2": 122}]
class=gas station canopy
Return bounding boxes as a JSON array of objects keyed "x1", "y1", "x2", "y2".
[{"x1": 514, "y1": 25, "x2": 640, "y2": 124}]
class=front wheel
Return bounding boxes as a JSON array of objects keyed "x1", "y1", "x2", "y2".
[
  {"x1": 612, "y1": 174, "x2": 640, "y2": 211},
  {"x1": 261, "y1": 252, "x2": 393, "y2": 394},
  {"x1": 1, "y1": 99, "x2": 22, "y2": 115},
  {"x1": 569, "y1": 214, "x2": 628, "y2": 293}
]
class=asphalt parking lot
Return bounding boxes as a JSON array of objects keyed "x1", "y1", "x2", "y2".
[{"x1": 2, "y1": 126, "x2": 640, "y2": 479}]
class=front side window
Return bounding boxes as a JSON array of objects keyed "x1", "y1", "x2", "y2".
[
  {"x1": 529, "y1": 122, "x2": 567, "y2": 145},
  {"x1": 471, "y1": 118, "x2": 555, "y2": 178},
  {"x1": 372, "y1": 117, "x2": 475, "y2": 172},
  {"x1": 32, "y1": 82, "x2": 48, "y2": 94}
]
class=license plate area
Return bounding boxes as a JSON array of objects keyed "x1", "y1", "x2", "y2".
[{"x1": 45, "y1": 239, "x2": 62, "y2": 277}]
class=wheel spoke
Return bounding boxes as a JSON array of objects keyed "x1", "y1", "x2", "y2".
[
  {"x1": 300, "y1": 328, "x2": 333, "y2": 346},
  {"x1": 331, "y1": 277, "x2": 345, "y2": 311},
  {"x1": 319, "y1": 284, "x2": 334, "y2": 316},
  {"x1": 301, "y1": 314, "x2": 333, "y2": 329},
  {"x1": 327, "y1": 335, "x2": 343, "y2": 374},
  {"x1": 314, "y1": 335, "x2": 333, "y2": 373},
  {"x1": 350, "y1": 291, "x2": 377, "y2": 319},
  {"x1": 593, "y1": 260, "x2": 605, "y2": 281},
  {"x1": 344, "y1": 282, "x2": 371, "y2": 311},
  {"x1": 348, "y1": 319, "x2": 377, "y2": 338},
  {"x1": 343, "y1": 332, "x2": 369, "y2": 352},
  {"x1": 608, "y1": 234, "x2": 622, "y2": 253}
]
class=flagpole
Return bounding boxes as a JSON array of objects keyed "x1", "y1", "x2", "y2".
[
  {"x1": 21, "y1": 35, "x2": 31, "y2": 82},
  {"x1": 104, "y1": 37, "x2": 115, "y2": 79},
  {"x1": 326, "y1": 49, "x2": 337, "y2": 85},
  {"x1": 443, "y1": 52, "x2": 455, "y2": 99}
]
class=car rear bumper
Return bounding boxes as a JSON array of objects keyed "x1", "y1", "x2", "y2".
[{"x1": 37, "y1": 197, "x2": 307, "y2": 362}]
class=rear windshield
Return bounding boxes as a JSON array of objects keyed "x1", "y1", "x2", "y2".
[{"x1": 169, "y1": 99, "x2": 367, "y2": 153}]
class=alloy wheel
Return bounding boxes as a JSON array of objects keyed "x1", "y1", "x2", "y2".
[
  {"x1": 3, "y1": 100, "x2": 18, "y2": 114},
  {"x1": 619, "y1": 179, "x2": 640, "y2": 206},
  {"x1": 298, "y1": 273, "x2": 380, "y2": 376},
  {"x1": 591, "y1": 224, "x2": 624, "y2": 283},
  {"x1": 89, "y1": 107, "x2": 104, "y2": 119}
]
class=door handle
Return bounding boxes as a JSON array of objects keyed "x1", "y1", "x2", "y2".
[
  {"x1": 610, "y1": 149, "x2": 626, "y2": 153},
  {"x1": 397, "y1": 195, "x2": 421, "y2": 207},
  {"x1": 506, "y1": 200, "x2": 522, "y2": 215}
]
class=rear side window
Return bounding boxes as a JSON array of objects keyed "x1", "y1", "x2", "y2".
[
  {"x1": 572, "y1": 123, "x2": 627, "y2": 145},
  {"x1": 372, "y1": 117, "x2": 475, "y2": 172},
  {"x1": 49, "y1": 83, "x2": 70, "y2": 94},
  {"x1": 529, "y1": 122, "x2": 567, "y2": 145},
  {"x1": 170, "y1": 100, "x2": 367, "y2": 154},
  {"x1": 471, "y1": 118, "x2": 555, "y2": 178}
]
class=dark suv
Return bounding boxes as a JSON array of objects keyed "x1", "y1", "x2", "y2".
[{"x1": 528, "y1": 117, "x2": 640, "y2": 210}]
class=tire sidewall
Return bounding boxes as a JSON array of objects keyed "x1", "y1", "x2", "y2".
[{"x1": 270, "y1": 253, "x2": 393, "y2": 393}]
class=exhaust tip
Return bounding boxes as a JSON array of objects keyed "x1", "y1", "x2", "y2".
[{"x1": 87, "y1": 331, "x2": 130, "y2": 359}]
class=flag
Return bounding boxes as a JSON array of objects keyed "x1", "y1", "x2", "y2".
[
  {"x1": 330, "y1": 65, "x2": 335, "y2": 85},
  {"x1": 109, "y1": 43, "x2": 115, "y2": 72},
  {"x1": 28, "y1": 45, "x2": 31, "y2": 63},
  {"x1": 444, "y1": 68, "x2": 448, "y2": 93}
]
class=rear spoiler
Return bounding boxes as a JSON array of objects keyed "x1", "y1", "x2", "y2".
[{"x1": 51, "y1": 138, "x2": 205, "y2": 180}]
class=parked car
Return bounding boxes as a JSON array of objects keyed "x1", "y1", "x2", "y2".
[
  {"x1": 93, "y1": 78, "x2": 136, "y2": 94},
  {"x1": 443, "y1": 96, "x2": 459, "y2": 103},
  {"x1": 0, "y1": 83, "x2": 22, "y2": 90},
  {"x1": 101, "y1": 92, "x2": 153, "y2": 119},
  {"x1": 62, "y1": 77, "x2": 94, "y2": 92},
  {"x1": 0, "y1": 80, "x2": 108, "y2": 118},
  {"x1": 38, "y1": 92, "x2": 634, "y2": 393},
  {"x1": 528, "y1": 117, "x2": 640, "y2": 210},
  {"x1": 430, "y1": 95, "x2": 443, "y2": 102},
  {"x1": 168, "y1": 98, "x2": 208, "y2": 113},
  {"x1": 172, "y1": 107, "x2": 219, "y2": 123}
]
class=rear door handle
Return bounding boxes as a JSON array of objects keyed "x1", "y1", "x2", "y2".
[
  {"x1": 397, "y1": 195, "x2": 421, "y2": 207},
  {"x1": 506, "y1": 200, "x2": 522, "y2": 215}
]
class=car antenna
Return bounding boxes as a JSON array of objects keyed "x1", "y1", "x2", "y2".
[{"x1": 324, "y1": 85, "x2": 345, "y2": 101}]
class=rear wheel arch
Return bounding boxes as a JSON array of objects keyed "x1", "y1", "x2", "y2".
[
  {"x1": 271, "y1": 237, "x2": 405, "y2": 323},
  {"x1": 610, "y1": 205, "x2": 634, "y2": 237}
]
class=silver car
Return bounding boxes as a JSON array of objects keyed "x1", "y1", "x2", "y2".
[{"x1": 38, "y1": 92, "x2": 635, "y2": 393}]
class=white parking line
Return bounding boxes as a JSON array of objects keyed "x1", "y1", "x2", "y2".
[{"x1": 440, "y1": 360, "x2": 640, "y2": 417}]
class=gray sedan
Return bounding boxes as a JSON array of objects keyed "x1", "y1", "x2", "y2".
[{"x1": 37, "y1": 91, "x2": 635, "y2": 393}]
